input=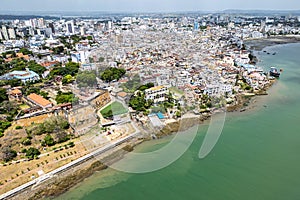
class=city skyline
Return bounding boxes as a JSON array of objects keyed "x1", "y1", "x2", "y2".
[{"x1": 1, "y1": 0, "x2": 300, "y2": 12}]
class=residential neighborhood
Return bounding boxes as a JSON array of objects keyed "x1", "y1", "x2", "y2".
[{"x1": 0, "y1": 11, "x2": 300, "y2": 197}]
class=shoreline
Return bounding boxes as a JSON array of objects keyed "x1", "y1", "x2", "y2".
[
  {"x1": 2, "y1": 38, "x2": 291, "y2": 200},
  {"x1": 244, "y1": 35, "x2": 300, "y2": 51},
  {"x1": 12, "y1": 94, "x2": 267, "y2": 200}
]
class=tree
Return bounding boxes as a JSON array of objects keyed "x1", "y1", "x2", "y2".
[
  {"x1": 21, "y1": 138, "x2": 32, "y2": 146},
  {"x1": 0, "y1": 120, "x2": 12, "y2": 131},
  {"x1": 40, "y1": 91, "x2": 49, "y2": 99},
  {"x1": 43, "y1": 134, "x2": 56, "y2": 146},
  {"x1": 19, "y1": 48, "x2": 33, "y2": 55},
  {"x1": 0, "y1": 88, "x2": 8, "y2": 102},
  {"x1": 55, "y1": 91, "x2": 77, "y2": 104},
  {"x1": 98, "y1": 57, "x2": 105, "y2": 62},
  {"x1": 51, "y1": 46, "x2": 64, "y2": 55},
  {"x1": 62, "y1": 74, "x2": 74, "y2": 85},
  {"x1": 25, "y1": 147, "x2": 40, "y2": 159},
  {"x1": 129, "y1": 91, "x2": 153, "y2": 112},
  {"x1": 100, "y1": 67, "x2": 126, "y2": 82},
  {"x1": 54, "y1": 131, "x2": 70, "y2": 143},
  {"x1": 137, "y1": 83, "x2": 154, "y2": 91},
  {"x1": 76, "y1": 71, "x2": 97, "y2": 88},
  {"x1": 50, "y1": 62, "x2": 80, "y2": 78},
  {"x1": 27, "y1": 61, "x2": 46, "y2": 75},
  {"x1": 0, "y1": 147, "x2": 17, "y2": 162}
]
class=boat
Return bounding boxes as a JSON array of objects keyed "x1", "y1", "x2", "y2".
[{"x1": 269, "y1": 67, "x2": 281, "y2": 77}]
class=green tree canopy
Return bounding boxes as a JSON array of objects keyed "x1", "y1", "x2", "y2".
[
  {"x1": 76, "y1": 71, "x2": 97, "y2": 88},
  {"x1": 0, "y1": 88, "x2": 8, "y2": 102},
  {"x1": 42, "y1": 134, "x2": 56, "y2": 146},
  {"x1": 50, "y1": 62, "x2": 80, "y2": 78},
  {"x1": 55, "y1": 91, "x2": 78, "y2": 104},
  {"x1": 100, "y1": 67, "x2": 126, "y2": 82},
  {"x1": 25, "y1": 147, "x2": 40, "y2": 159},
  {"x1": 62, "y1": 74, "x2": 74, "y2": 85}
]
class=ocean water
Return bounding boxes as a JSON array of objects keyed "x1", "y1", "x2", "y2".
[{"x1": 57, "y1": 43, "x2": 300, "y2": 200}]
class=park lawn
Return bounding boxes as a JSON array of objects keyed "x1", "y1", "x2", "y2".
[
  {"x1": 101, "y1": 102, "x2": 128, "y2": 117},
  {"x1": 19, "y1": 104, "x2": 30, "y2": 110}
]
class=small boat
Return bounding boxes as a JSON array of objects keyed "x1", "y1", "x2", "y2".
[
  {"x1": 269, "y1": 67, "x2": 280, "y2": 77},
  {"x1": 272, "y1": 52, "x2": 276, "y2": 55}
]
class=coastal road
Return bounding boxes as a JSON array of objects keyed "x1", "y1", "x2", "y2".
[{"x1": 0, "y1": 131, "x2": 140, "y2": 200}]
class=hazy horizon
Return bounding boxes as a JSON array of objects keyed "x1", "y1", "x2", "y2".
[{"x1": 1, "y1": 0, "x2": 300, "y2": 13}]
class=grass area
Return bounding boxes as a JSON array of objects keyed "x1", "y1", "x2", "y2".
[
  {"x1": 19, "y1": 104, "x2": 30, "y2": 110},
  {"x1": 100, "y1": 101, "x2": 128, "y2": 118}
]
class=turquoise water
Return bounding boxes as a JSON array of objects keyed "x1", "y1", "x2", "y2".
[{"x1": 58, "y1": 43, "x2": 300, "y2": 200}]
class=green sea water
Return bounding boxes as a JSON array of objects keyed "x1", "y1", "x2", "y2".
[{"x1": 57, "y1": 43, "x2": 300, "y2": 200}]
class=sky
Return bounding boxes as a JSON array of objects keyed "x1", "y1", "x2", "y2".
[{"x1": 0, "y1": 0, "x2": 300, "y2": 12}]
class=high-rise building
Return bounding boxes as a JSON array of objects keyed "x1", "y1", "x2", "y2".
[
  {"x1": 28, "y1": 27, "x2": 35, "y2": 36},
  {"x1": 0, "y1": 30, "x2": 3, "y2": 40},
  {"x1": 66, "y1": 21, "x2": 75, "y2": 34},
  {"x1": 37, "y1": 18, "x2": 45, "y2": 28},
  {"x1": 30, "y1": 18, "x2": 38, "y2": 28},
  {"x1": 194, "y1": 21, "x2": 199, "y2": 31},
  {"x1": 1, "y1": 26, "x2": 9, "y2": 40},
  {"x1": 36, "y1": 29, "x2": 41, "y2": 35},
  {"x1": 48, "y1": 22, "x2": 55, "y2": 34},
  {"x1": 107, "y1": 21, "x2": 112, "y2": 30},
  {"x1": 8, "y1": 28, "x2": 16, "y2": 39},
  {"x1": 45, "y1": 28, "x2": 53, "y2": 37},
  {"x1": 80, "y1": 27, "x2": 86, "y2": 36}
]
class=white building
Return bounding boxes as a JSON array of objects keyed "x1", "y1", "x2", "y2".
[
  {"x1": 80, "y1": 27, "x2": 86, "y2": 36},
  {"x1": 1, "y1": 26, "x2": 9, "y2": 40},
  {"x1": 145, "y1": 86, "x2": 168, "y2": 103},
  {"x1": 71, "y1": 51, "x2": 90, "y2": 63}
]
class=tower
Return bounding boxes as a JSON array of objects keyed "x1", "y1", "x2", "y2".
[
  {"x1": 8, "y1": 28, "x2": 16, "y2": 39},
  {"x1": 66, "y1": 21, "x2": 75, "y2": 34},
  {"x1": 194, "y1": 21, "x2": 199, "y2": 31},
  {"x1": 1, "y1": 26, "x2": 9, "y2": 40},
  {"x1": 0, "y1": 30, "x2": 3, "y2": 40},
  {"x1": 80, "y1": 27, "x2": 86, "y2": 36},
  {"x1": 48, "y1": 22, "x2": 55, "y2": 34}
]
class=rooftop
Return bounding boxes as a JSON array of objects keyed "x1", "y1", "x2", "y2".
[
  {"x1": 9, "y1": 88, "x2": 22, "y2": 95},
  {"x1": 5, "y1": 69, "x2": 39, "y2": 80},
  {"x1": 146, "y1": 86, "x2": 166, "y2": 92},
  {"x1": 27, "y1": 93, "x2": 52, "y2": 107}
]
